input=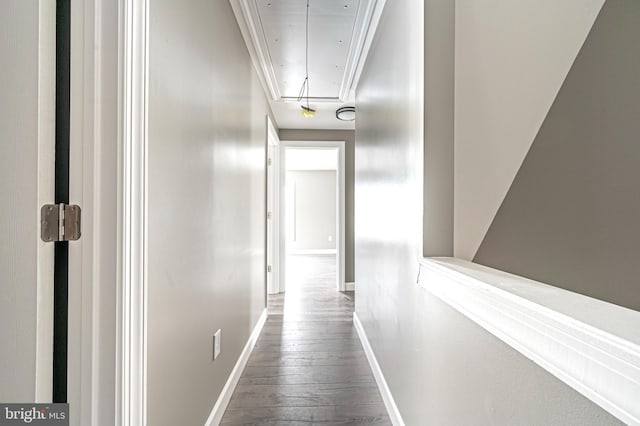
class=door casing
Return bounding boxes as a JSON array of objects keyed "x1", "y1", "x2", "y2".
[{"x1": 278, "y1": 141, "x2": 347, "y2": 292}]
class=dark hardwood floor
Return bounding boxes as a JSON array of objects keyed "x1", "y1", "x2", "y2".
[{"x1": 221, "y1": 254, "x2": 391, "y2": 425}]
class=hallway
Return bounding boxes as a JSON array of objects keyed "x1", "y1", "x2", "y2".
[{"x1": 221, "y1": 255, "x2": 391, "y2": 424}]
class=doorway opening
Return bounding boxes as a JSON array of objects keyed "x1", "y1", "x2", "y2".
[
  {"x1": 285, "y1": 146, "x2": 339, "y2": 302},
  {"x1": 265, "y1": 134, "x2": 346, "y2": 314}
]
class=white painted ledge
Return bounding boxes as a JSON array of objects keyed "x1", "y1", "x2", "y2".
[{"x1": 418, "y1": 257, "x2": 640, "y2": 426}]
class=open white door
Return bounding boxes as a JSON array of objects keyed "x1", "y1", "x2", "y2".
[
  {"x1": 0, "y1": 0, "x2": 56, "y2": 403},
  {"x1": 2, "y1": 0, "x2": 130, "y2": 423}
]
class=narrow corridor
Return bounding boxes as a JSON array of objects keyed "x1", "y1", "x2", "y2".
[{"x1": 221, "y1": 255, "x2": 391, "y2": 424}]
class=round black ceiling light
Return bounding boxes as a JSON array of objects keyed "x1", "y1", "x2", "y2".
[{"x1": 336, "y1": 106, "x2": 355, "y2": 121}]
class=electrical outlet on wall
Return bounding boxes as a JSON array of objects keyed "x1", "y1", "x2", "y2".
[{"x1": 213, "y1": 329, "x2": 221, "y2": 360}]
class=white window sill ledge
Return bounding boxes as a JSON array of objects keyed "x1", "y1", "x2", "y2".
[{"x1": 418, "y1": 257, "x2": 640, "y2": 425}]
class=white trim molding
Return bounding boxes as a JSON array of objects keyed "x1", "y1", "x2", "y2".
[
  {"x1": 339, "y1": 0, "x2": 387, "y2": 101},
  {"x1": 353, "y1": 313, "x2": 404, "y2": 426},
  {"x1": 205, "y1": 309, "x2": 268, "y2": 426},
  {"x1": 229, "y1": 0, "x2": 387, "y2": 103},
  {"x1": 67, "y1": 0, "x2": 121, "y2": 423},
  {"x1": 280, "y1": 141, "x2": 346, "y2": 292},
  {"x1": 118, "y1": 0, "x2": 149, "y2": 425},
  {"x1": 418, "y1": 257, "x2": 640, "y2": 425},
  {"x1": 229, "y1": 0, "x2": 281, "y2": 100}
]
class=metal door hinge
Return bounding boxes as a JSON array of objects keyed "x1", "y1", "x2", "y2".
[
  {"x1": 268, "y1": 158, "x2": 272, "y2": 166},
  {"x1": 267, "y1": 211, "x2": 272, "y2": 220},
  {"x1": 267, "y1": 265, "x2": 272, "y2": 273},
  {"x1": 41, "y1": 204, "x2": 81, "y2": 242}
]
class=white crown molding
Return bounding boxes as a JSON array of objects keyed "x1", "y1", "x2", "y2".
[
  {"x1": 339, "y1": 0, "x2": 387, "y2": 101},
  {"x1": 230, "y1": 0, "x2": 281, "y2": 101},
  {"x1": 418, "y1": 257, "x2": 640, "y2": 425},
  {"x1": 230, "y1": 0, "x2": 386, "y2": 103}
]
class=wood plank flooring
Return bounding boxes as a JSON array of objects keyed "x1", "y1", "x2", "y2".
[{"x1": 221, "y1": 255, "x2": 391, "y2": 425}]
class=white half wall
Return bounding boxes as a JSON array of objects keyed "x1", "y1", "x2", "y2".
[
  {"x1": 454, "y1": 0, "x2": 605, "y2": 259},
  {"x1": 355, "y1": 0, "x2": 621, "y2": 424}
]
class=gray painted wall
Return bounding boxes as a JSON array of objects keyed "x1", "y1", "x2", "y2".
[
  {"x1": 475, "y1": 0, "x2": 640, "y2": 312},
  {"x1": 355, "y1": 0, "x2": 620, "y2": 424},
  {"x1": 287, "y1": 170, "x2": 337, "y2": 251},
  {"x1": 423, "y1": 0, "x2": 454, "y2": 257},
  {"x1": 454, "y1": 0, "x2": 604, "y2": 260},
  {"x1": 279, "y1": 129, "x2": 355, "y2": 282},
  {"x1": 147, "y1": 0, "x2": 271, "y2": 424}
]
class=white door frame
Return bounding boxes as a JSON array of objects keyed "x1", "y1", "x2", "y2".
[
  {"x1": 117, "y1": 0, "x2": 149, "y2": 425},
  {"x1": 266, "y1": 117, "x2": 282, "y2": 295},
  {"x1": 280, "y1": 141, "x2": 346, "y2": 292},
  {"x1": 66, "y1": 0, "x2": 148, "y2": 425},
  {"x1": 67, "y1": 0, "x2": 126, "y2": 425}
]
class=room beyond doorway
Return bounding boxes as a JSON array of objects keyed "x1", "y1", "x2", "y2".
[
  {"x1": 285, "y1": 145, "x2": 341, "y2": 293},
  {"x1": 285, "y1": 147, "x2": 337, "y2": 252},
  {"x1": 266, "y1": 139, "x2": 346, "y2": 297}
]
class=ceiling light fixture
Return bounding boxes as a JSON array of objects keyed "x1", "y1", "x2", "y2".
[
  {"x1": 336, "y1": 106, "x2": 355, "y2": 121},
  {"x1": 297, "y1": 0, "x2": 315, "y2": 118}
]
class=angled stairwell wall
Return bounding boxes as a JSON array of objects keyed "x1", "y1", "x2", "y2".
[
  {"x1": 454, "y1": 0, "x2": 605, "y2": 260},
  {"x1": 474, "y1": 0, "x2": 640, "y2": 311}
]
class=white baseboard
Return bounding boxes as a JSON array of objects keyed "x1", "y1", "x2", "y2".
[
  {"x1": 345, "y1": 281, "x2": 355, "y2": 291},
  {"x1": 205, "y1": 308, "x2": 267, "y2": 426},
  {"x1": 353, "y1": 312, "x2": 404, "y2": 426}
]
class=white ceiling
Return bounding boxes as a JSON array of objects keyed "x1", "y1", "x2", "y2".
[{"x1": 231, "y1": 0, "x2": 385, "y2": 130}]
